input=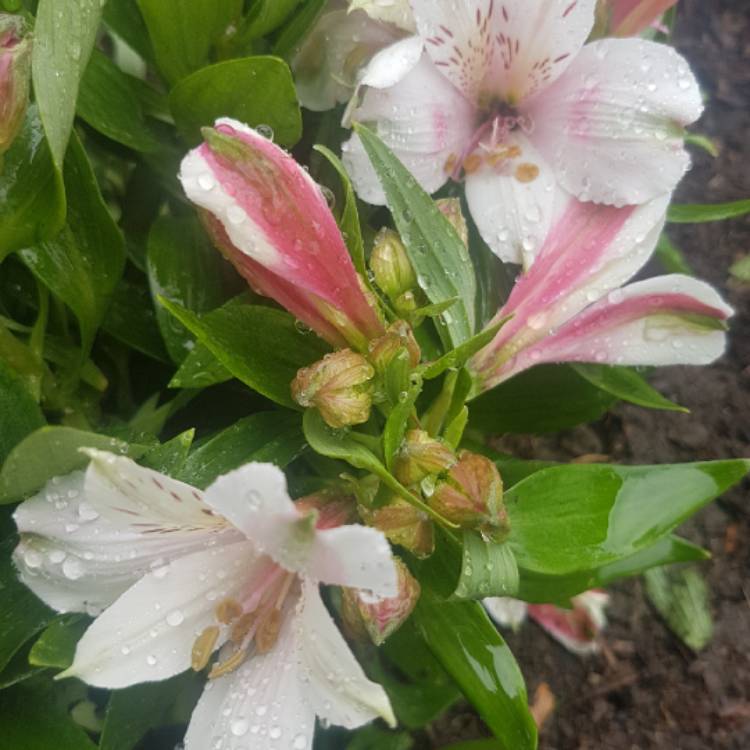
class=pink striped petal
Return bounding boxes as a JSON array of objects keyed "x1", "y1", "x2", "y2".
[{"x1": 608, "y1": 0, "x2": 678, "y2": 36}]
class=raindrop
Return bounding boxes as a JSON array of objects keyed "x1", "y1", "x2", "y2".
[
  {"x1": 198, "y1": 174, "x2": 215, "y2": 191},
  {"x1": 146, "y1": 654, "x2": 158, "y2": 666},
  {"x1": 269, "y1": 727, "x2": 282, "y2": 740},
  {"x1": 77, "y1": 502, "x2": 99, "y2": 521},
  {"x1": 166, "y1": 610, "x2": 185, "y2": 627},
  {"x1": 256, "y1": 124, "x2": 274, "y2": 140},
  {"x1": 293, "y1": 734, "x2": 307, "y2": 749},
  {"x1": 227, "y1": 206, "x2": 246, "y2": 225},
  {"x1": 23, "y1": 549, "x2": 43, "y2": 568},
  {"x1": 62, "y1": 558, "x2": 84, "y2": 580},
  {"x1": 231, "y1": 719, "x2": 249, "y2": 737}
]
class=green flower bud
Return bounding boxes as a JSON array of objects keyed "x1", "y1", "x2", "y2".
[
  {"x1": 370, "y1": 228, "x2": 416, "y2": 301},
  {"x1": 393, "y1": 429, "x2": 456, "y2": 486}
]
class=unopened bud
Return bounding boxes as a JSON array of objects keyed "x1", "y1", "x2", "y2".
[
  {"x1": 429, "y1": 451, "x2": 509, "y2": 540},
  {"x1": 292, "y1": 349, "x2": 374, "y2": 429},
  {"x1": 341, "y1": 558, "x2": 420, "y2": 645},
  {"x1": 370, "y1": 228, "x2": 416, "y2": 301},
  {"x1": 394, "y1": 429, "x2": 456, "y2": 486},
  {"x1": 368, "y1": 320, "x2": 421, "y2": 375},
  {"x1": 0, "y1": 14, "x2": 31, "y2": 155},
  {"x1": 361, "y1": 496, "x2": 434, "y2": 558},
  {"x1": 436, "y1": 198, "x2": 469, "y2": 247},
  {"x1": 295, "y1": 490, "x2": 357, "y2": 528}
]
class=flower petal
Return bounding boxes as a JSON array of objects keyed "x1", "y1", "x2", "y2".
[
  {"x1": 184, "y1": 598, "x2": 315, "y2": 750},
  {"x1": 60, "y1": 541, "x2": 257, "y2": 688},
  {"x1": 343, "y1": 53, "x2": 476, "y2": 205},
  {"x1": 464, "y1": 134, "x2": 567, "y2": 266},
  {"x1": 350, "y1": 0, "x2": 416, "y2": 31},
  {"x1": 297, "y1": 579, "x2": 396, "y2": 728},
  {"x1": 529, "y1": 37, "x2": 703, "y2": 205},
  {"x1": 484, "y1": 596, "x2": 528, "y2": 629},
  {"x1": 358, "y1": 34, "x2": 424, "y2": 89},
  {"x1": 609, "y1": 0, "x2": 678, "y2": 37}
]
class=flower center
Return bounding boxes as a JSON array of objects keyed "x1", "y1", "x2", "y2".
[{"x1": 190, "y1": 561, "x2": 298, "y2": 679}]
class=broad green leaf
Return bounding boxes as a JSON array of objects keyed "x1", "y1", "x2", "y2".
[
  {"x1": 18, "y1": 134, "x2": 126, "y2": 353},
  {"x1": 0, "y1": 106, "x2": 65, "y2": 261},
  {"x1": 668, "y1": 199, "x2": 750, "y2": 223},
  {"x1": 469, "y1": 364, "x2": 616, "y2": 434},
  {"x1": 103, "y1": 0, "x2": 156, "y2": 64},
  {"x1": 507, "y1": 460, "x2": 749, "y2": 577},
  {"x1": 0, "y1": 427, "x2": 145, "y2": 504},
  {"x1": 0, "y1": 639, "x2": 45, "y2": 690},
  {"x1": 645, "y1": 565, "x2": 713, "y2": 651},
  {"x1": 77, "y1": 50, "x2": 161, "y2": 153},
  {"x1": 314, "y1": 144, "x2": 367, "y2": 276},
  {"x1": 28, "y1": 614, "x2": 89, "y2": 669},
  {"x1": 169, "y1": 56, "x2": 302, "y2": 147},
  {"x1": 31, "y1": 0, "x2": 102, "y2": 169},
  {"x1": 136, "y1": 0, "x2": 243, "y2": 84},
  {"x1": 147, "y1": 216, "x2": 232, "y2": 363},
  {"x1": 140, "y1": 429, "x2": 195, "y2": 475},
  {"x1": 237, "y1": 0, "x2": 301, "y2": 41},
  {"x1": 413, "y1": 595, "x2": 536, "y2": 750},
  {"x1": 347, "y1": 725, "x2": 413, "y2": 750},
  {"x1": 0, "y1": 359, "x2": 45, "y2": 464},
  {"x1": 159, "y1": 298, "x2": 330, "y2": 408},
  {"x1": 655, "y1": 232, "x2": 694, "y2": 275},
  {"x1": 170, "y1": 342, "x2": 232, "y2": 388},
  {"x1": 178, "y1": 412, "x2": 305, "y2": 488},
  {"x1": 354, "y1": 124, "x2": 477, "y2": 347},
  {"x1": 572, "y1": 363, "x2": 688, "y2": 413},
  {"x1": 273, "y1": 0, "x2": 328, "y2": 58},
  {"x1": 454, "y1": 532, "x2": 519, "y2": 600},
  {"x1": 382, "y1": 372, "x2": 421, "y2": 472}
]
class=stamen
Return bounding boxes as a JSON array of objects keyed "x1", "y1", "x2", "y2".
[
  {"x1": 230, "y1": 612, "x2": 256, "y2": 643},
  {"x1": 191, "y1": 625, "x2": 220, "y2": 671},
  {"x1": 215, "y1": 597, "x2": 243, "y2": 624},
  {"x1": 208, "y1": 645, "x2": 248, "y2": 679},
  {"x1": 256, "y1": 608, "x2": 283, "y2": 654},
  {"x1": 444, "y1": 153, "x2": 458, "y2": 175},
  {"x1": 514, "y1": 163, "x2": 540, "y2": 183},
  {"x1": 462, "y1": 153, "x2": 483, "y2": 174}
]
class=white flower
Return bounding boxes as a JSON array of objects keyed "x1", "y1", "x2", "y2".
[
  {"x1": 14, "y1": 451, "x2": 398, "y2": 750},
  {"x1": 342, "y1": 0, "x2": 702, "y2": 267}
]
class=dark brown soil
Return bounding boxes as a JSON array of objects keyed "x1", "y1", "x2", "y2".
[{"x1": 435, "y1": 2, "x2": 750, "y2": 747}]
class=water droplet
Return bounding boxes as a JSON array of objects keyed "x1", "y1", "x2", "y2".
[
  {"x1": 198, "y1": 174, "x2": 215, "y2": 191},
  {"x1": 231, "y1": 719, "x2": 249, "y2": 737},
  {"x1": 269, "y1": 727, "x2": 282, "y2": 740},
  {"x1": 166, "y1": 610, "x2": 185, "y2": 627},
  {"x1": 77, "y1": 502, "x2": 99, "y2": 521},
  {"x1": 146, "y1": 654, "x2": 158, "y2": 666},
  {"x1": 62, "y1": 558, "x2": 84, "y2": 580},
  {"x1": 256, "y1": 124, "x2": 274, "y2": 140},
  {"x1": 227, "y1": 206, "x2": 246, "y2": 225},
  {"x1": 23, "y1": 549, "x2": 43, "y2": 568},
  {"x1": 293, "y1": 734, "x2": 307, "y2": 749}
]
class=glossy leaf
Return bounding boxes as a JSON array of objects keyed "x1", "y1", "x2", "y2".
[
  {"x1": 354, "y1": 124, "x2": 477, "y2": 348},
  {"x1": 178, "y1": 412, "x2": 306, "y2": 488},
  {"x1": 18, "y1": 134, "x2": 126, "y2": 353},
  {"x1": 28, "y1": 615, "x2": 89, "y2": 669},
  {"x1": 77, "y1": 50, "x2": 161, "y2": 153},
  {"x1": 136, "y1": 0, "x2": 243, "y2": 84},
  {"x1": 668, "y1": 198, "x2": 750, "y2": 223},
  {"x1": 572, "y1": 363, "x2": 688, "y2": 413},
  {"x1": 273, "y1": 0, "x2": 328, "y2": 58},
  {"x1": 169, "y1": 342, "x2": 232, "y2": 388},
  {"x1": 0, "y1": 106, "x2": 65, "y2": 261},
  {"x1": 0, "y1": 359, "x2": 45, "y2": 465},
  {"x1": 32, "y1": 0, "x2": 102, "y2": 169},
  {"x1": 170, "y1": 56, "x2": 302, "y2": 147},
  {"x1": 159, "y1": 298, "x2": 330, "y2": 408},
  {"x1": 383, "y1": 373, "x2": 421, "y2": 472},
  {"x1": 454, "y1": 532, "x2": 519, "y2": 600},
  {"x1": 238, "y1": 0, "x2": 300, "y2": 40},
  {"x1": 140, "y1": 429, "x2": 195, "y2": 475}
]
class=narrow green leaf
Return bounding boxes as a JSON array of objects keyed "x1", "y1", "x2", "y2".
[
  {"x1": 273, "y1": 0, "x2": 328, "y2": 58},
  {"x1": 0, "y1": 359, "x2": 45, "y2": 464},
  {"x1": 28, "y1": 614, "x2": 89, "y2": 669},
  {"x1": 354, "y1": 123, "x2": 477, "y2": 347},
  {"x1": 140, "y1": 429, "x2": 195, "y2": 475},
  {"x1": 655, "y1": 232, "x2": 694, "y2": 275},
  {"x1": 103, "y1": 0, "x2": 156, "y2": 64},
  {"x1": 383, "y1": 373, "x2": 421, "y2": 471},
  {"x1": 454, "y1": 531, "x2": 519, "y2": 600},
  {"x1": 159, "y1": 298, "x2": 330, "y2": 408},
  {"x1": 169, "y1": 342, "x2": 232, "y2": 388},
  {"x1": 684, "y1": 132, "x2": 719, "y2": 157},
  {"x1": 236, "y1": 0, "x2": 301, "y2": 42},
  {"x1": 170, "y1": 56, "x2": 302, "y2": 147},
  {"x1": 667, "y1": 199, "x2": 750, "y2": 223},
  {"x1": 572, "y1": 363, "x2": 688, "y2": 413}
]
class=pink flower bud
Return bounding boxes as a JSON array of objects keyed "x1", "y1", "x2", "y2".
[
  {"x1": 0, "y1": 14, "x2": 31, "y2": 156},
  {"x1": 179, "y1": 118, "x2": 385, "y2": 349},
  {"x1": 361, "y1": 496, "x2": 434, "y2": 559},
  {"x1": 367, "y1": 320, "x2": 421, "y2": 375},
  {"x1": 393, "y1": 429, "x2": 456, "y2": 486}
]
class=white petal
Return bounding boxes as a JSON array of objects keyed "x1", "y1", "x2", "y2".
[
  {"x1": 359, "y1": 35, "x2": 423, "y2": 89},
  {"x1": 484, "y1": 597, "x2": 528, "y2": 629},
  {"x1": 307, "y1": 524, "x2": 398, "y2": 597},
  {"x1": 184, "y1": 598, "x2": 315, "y2": 750},
  {"x1": 529, "y1": 38, "x2": 703, "y2": 205},
  {"x1": 13, "y1": 471, "x2": 236, "y2": 615},
  {"x1": 464, "y1": 134, "x2": 567, "y2": 266},
  {"x1": 343, "y1": 53, "x2": 476, "y2": 204},
  {"x1": 297, "y1": 580, "x2": 396, "y2": 728},
  {"x1": 61, "y1": 541, "x2": 258, "y2": 688}
]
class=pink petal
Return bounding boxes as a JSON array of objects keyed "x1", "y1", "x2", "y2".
[{"x1": 609, "y1": 0, "x2": 678, "y2": 37}]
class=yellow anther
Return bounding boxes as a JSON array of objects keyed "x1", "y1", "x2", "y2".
[
  {"x1": 215, "y1": 597, "x2": 243, "y2": 624},
  {"x1": 514, "y1": 163, "x2": 540, "y2": 183},
  {"x1": 191, "y1": 625, "x2": 220, "y2": 672},
  {"x1": 462, "y1": 153, "x2": 483, "y2": 174},
  {"x1": 230, "y1": 612, "x2": 256, "y2": 644},
  {"x1": 256, "y1": 609, "x2": 283, "y2": 654},
  {"x1": 208, "y1": 646, "x2": 248, "y2": 680},
  {"x1": 444, "y1": 153, "x2": 458, "y2": 175}
]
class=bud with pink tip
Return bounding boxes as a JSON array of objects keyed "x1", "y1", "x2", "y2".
[
  {"x1": 600, "y1": 0, "x2": 678, "y2": 37},
  {"x1": 0, "y1": 14, "x2": 31, "y2": 156}
]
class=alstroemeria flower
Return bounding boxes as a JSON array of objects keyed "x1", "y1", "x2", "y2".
[
  {"x1": 14, "y1": 451, "x2": 397, "y2": 749},
  {"x1": 469, "y1": 196, "x2": 732, "y2": 392},
  {"x1": 179, "y1": 118, "x2": 384, "y2": 350},
  {"x1": 342, "y1": 0, "x2": 702, "y2": 266},
  {"x1": 485, "y1": 590, "x2": 610, "y2": 655},
  {"x1": 604, "y1": 0, "x2": 678, "y2": 37}
]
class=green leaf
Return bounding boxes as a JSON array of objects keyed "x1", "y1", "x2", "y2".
[
  {"x1": 655, "y1": 232, "x2": 694, "y2": 275},
  {"x1": 159, "y1": 298, "x2": 330, "y2": 408},
  {"x1": 140, "y1": 429, "x2": 195, "y2": 475},
  {"x1": 136, "y1": 0, "x2": 242, "y2": 84},
  {"x1": 103, "y1": 0, "x2": 156, "y2": 64},
  {"x1": 178, "y1": 412, "x2": 306, "y2": 488},
  {"x1": 0, "y1": 359, "x2": 45, "y2": 465},
  {"x1": 347, "y1": 725, "x2": 413, "y2": 750},
  {"x1": 147, "y1": 216, "x2": 232, "y2": 363},
  {"x1": 571, "y1": 363, "x2": 688, "y2": 413},
  {"x1": 413, "y1": 594, "x2": 537, "y2": 750},
  {"x1": 18, "y1": 133, "x2": 126, "y2": 353},
  {"x1": 31, "y1": 0, "x2": 102, "y2": 169},
  {"x1": 469, "y1": 364, "x2": 617, "y2": 434},
  {"x1": 314, "y1": 144, "x2": 366, "y2": 276},
  {"x1": 170, "y1": 56, "x2": 302, "y2": 147},
  {"x1": 729, "y1": 254, "x2": 750, "y2": 283},
  {"x1": 382, "y1": 372, "x2": 421, "y2": 472},
  {"x1": 667, "y1": 199, "x2": 750, "y2": 223},
  {"x1": 645, "y1": 565, "x2": 713, "y2": 651},
  {"x1": 454, "y1": 532, "x2": 519, "y2": 600},
  {"x1": 0, "y1": 105, "x2": 66, "y2": 261},
  {"x1": 76, "y1": 50, "x2": 161, "y2": 153},
  {"x1": 28, "y1": 614, "x2": 89, "y2": 669},
  {"x1": 238, "y1": 0, "x2": 301, "y2": 40},
  {"x1": 353, "y1": 123, "x2": 477, "y2": 347},
  {"x1": 273, "y1": 0, "x2": 328, "y2": 58},
  {"x1": 170, "y1": 342, "x2": 232, "y2": 388},
  {"x1": 507, "y1": 460, "x2": 750, "y2": 578},
  {"x1": 0, "y1": 427, "x2": 145, "y2": 504}
]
